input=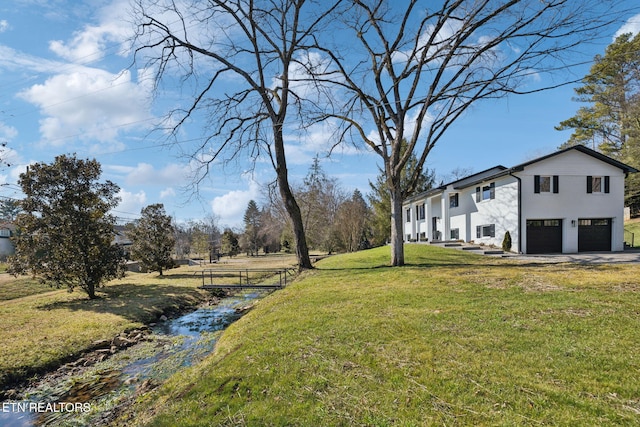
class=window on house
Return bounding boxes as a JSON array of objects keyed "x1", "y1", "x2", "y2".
[
  {"x1": 534, "y1": 175, "x2": 559, "y2": 193},
  {"x1": 405, "y1": 208, "x2": 411, "y2": 222},
  {"x1": 449, "y1": 193, "x2": 459, "y2": 208},
  {"x1": 476, "y1": 224, "x2": 496, "y2": 238},
  {"x1": 0, "y1": 229, "x2": 10, "y2": 237},
  {"x1": 417, "y1": 204, "x2": 425, "y2": 220},
  {"x1": 476, "y1": 182, "x2": 495, "y2": 202},
  {"x1": 450, "y1": 228, "x2": 459, "y2": 240},
  {"x1": 587, "y1": 176, "x2": 610, "y2": 194}
]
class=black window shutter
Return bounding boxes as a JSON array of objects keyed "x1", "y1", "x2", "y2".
[
  {"x1": 490, "y1": 224, "x2": 495, "y2": 238},
  {"x1": 587, "y1": 176, "x2": 593, "y2": 193},
  {"x1": 553, "y1": 175, "x2": 559, "y2": 193},
  {"x1": 605, "y1": 176, "x2": 610, "y2": 193},
  {"x1": 475, "y1": 187, "x2": 481, "y2": 202},
  {"x1": 476, "y1": 226, "x2": 481, "y2": 238},
  {"x1": 534, "y1": 175, "x2": 540, "y2": 193},
  {"x1": 490, "y1": 182, "x2": 495, "y2": 199}
]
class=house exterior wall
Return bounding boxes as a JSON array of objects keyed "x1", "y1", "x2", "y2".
[
  {"x1": 517, "y1": 149, "x2": 627, "y2": 253},
  {"x1": 459, "y1": 175, "x2": 519, "y2": 250},
  {"x1": 0, "y1": 237, "x2": 14, "y2": 258},
  {"x1": 403, "y1": 200, "x2": 429, "y2": 241},
  {"x1": 403, "y1": 148, "x2": 632, "y2": 253}
]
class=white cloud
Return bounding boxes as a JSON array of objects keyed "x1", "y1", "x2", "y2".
[
  {"x1": 0, "y1": 122, "x2": 18, "y2": 141},
  {"x1": 392, "y1": 20, "x2": 463, "y2": 64},
  {"x1": 18, "y1": 67, "x2": 154, "y2": 146},
  {"x1": 0, "y1": 20, "x2": 9, "y2": 33},
  {"x1": 116, "y1": 189, "x2": 147, "y2": 216},
  {"x1": 615, "y1": 13, "x2": 640, "y2": 39},
  {"x1": 160, "y1": 187, "x2": 176, "y2": 199},
  {"x1": 122, "y1": 162, "x2": 187, "y2": 187},
  {"x1": 0, "y1": 45, "x2": 64, "y2": 74},
  {"x1": 48, "y1": 0, "x2": 132, "y2": 63},
  {"x1": 210, "y1": 179, "x2": 260, "y2": 228}
]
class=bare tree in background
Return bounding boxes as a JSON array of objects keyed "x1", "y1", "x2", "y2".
[
  {"x1": 309, "y1": 0, "x2": 637, "y2": 266},
  {"x1": 132, "y1": 0, "x2": 343, "y2": 270}
]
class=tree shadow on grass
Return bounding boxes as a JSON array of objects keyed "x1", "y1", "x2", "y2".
[{"x1": 35, "y1": 283, "x2": 206, "y2": 324}]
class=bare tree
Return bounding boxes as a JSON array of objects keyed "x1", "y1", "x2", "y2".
[
  {"x1": 308, "y1": 0, "x2": 637, "y2": 265},
  {"x1": 132, "y1": 0, "x2": 343, "y2": 270}
]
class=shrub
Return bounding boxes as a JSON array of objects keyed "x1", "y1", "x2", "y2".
[{"x1": 502, "y1": 231, "x2": 512, "y2": 252}]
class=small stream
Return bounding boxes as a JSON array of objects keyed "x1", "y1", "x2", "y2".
[{"x1": 0, "y1": 291, "x2": 267, "y2": 427}]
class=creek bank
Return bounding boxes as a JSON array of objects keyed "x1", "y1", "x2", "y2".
[
  {"x1": 1, "y1": 289, "x2": 265, "y2": 426},
  {"x1": 0, "y1": 290, "x2": 224, "y2": 401}
]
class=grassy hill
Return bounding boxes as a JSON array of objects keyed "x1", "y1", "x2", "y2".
[
  {"x1": 625, "y1": 218, "x2": 640, "y2": 247},
  {"x1": 118, "y1": 245, "x2": 640, "y2": 426}
]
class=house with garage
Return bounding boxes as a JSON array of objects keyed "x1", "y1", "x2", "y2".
[{"x1": 403, "y1": 145, "x2": 638, "y2": 254}]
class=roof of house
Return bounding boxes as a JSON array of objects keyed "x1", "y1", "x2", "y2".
[{"x1": 404, "y1": 145, "x2": 639, "y2": 203}]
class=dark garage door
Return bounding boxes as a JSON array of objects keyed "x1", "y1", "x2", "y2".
[
  {"x1": 527, "y1": 219, "x2": 562, "y2": 254},
  {"x1": 578, "y1": 218, "x2": 612, "y2": 252}
]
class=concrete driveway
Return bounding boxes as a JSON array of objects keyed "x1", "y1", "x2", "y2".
[{"x1": 510, "y1": 250, "x2": 640, "y2": 264}]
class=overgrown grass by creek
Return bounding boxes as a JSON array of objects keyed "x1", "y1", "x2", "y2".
[
  {"x1": 0, "y1": 254, "x2": 299, "y2": 391},
  {"x1": 117, "y1": 245, "x2": 640, "y2": 426}
]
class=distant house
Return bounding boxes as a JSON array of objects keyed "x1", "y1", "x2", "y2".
[
  {"x1": 0, "y1": 222, "x2": 16, "y2": 259},
  {"x1": 113, "y1": 224, "x2": 133, "y2": 248},
  {"x1": 403, "y1": 145, "x2": 638, "y2": 254}
]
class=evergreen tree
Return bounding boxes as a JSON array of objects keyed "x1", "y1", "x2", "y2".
[
  {"x1": 126, "y1": 204, "x2": 175, "y2": 276},
  {"x1": 298, "y1": 155, "x2": 345, "y2": 251},
  {"x1": 243, "y1": 200, "x2": 262, "y2": 256},
  {"x1": 9, "y1": 155, "x2": 125, "y2": 299},
  {"x1": 368, "y1": 141, "x2": 436, "y2": 246},
  {"x1": 0, "y1": 199, "x2": 21, "y2": 221},
  {"x1": 556, "y1": 32, "x2": 640, "y2": 213},
  {"x1": 221, "y1": 228, "x2": 240, "y2": 257},
  {"x1": 334, "y1": 189, "x2": 371, "y2": 252}
]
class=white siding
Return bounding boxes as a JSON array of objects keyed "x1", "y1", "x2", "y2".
[
  {"x1": 467, "y1": 176, "x2": 519, "y2": 251},
  {"x1": 517, "y1": 149, "x2": 626, "y2": 253},
  {"x1": 403, "y1": 148, "x2": 631, "y2": 254}
]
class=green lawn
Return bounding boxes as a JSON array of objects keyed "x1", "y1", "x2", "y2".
[
  {"x1": 0, "y1": 256, "x2": 299, "y2": 391},
  {"x1": 0, "y1": 270, "x2": 206, "y2": 390},
  {"x1": 116, "y1": 245, "x2": 640, "y2": 426},
  {"x1": 625, "y1": 218, "x2": 640, "y2": 247}
]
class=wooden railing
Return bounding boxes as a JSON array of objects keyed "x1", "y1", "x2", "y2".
[{"x1": 196, "y1": 268, "x2": 296, "y2": 290}]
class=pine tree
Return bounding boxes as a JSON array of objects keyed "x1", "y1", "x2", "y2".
[
  {"x1": 367, "y1": 141, "x2": 436, "y2": 246},
  {"x1": 243, "y1": 200, "x2": 262, "y2": 256},
  {"x1": 556, "y1": 32, "x2": 640, "y2": 213}
]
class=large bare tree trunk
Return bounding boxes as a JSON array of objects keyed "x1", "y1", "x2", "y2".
[
  {"x1": 389, "y1": 185, "x2": 405, "y2": 267},
  {"x1": 274, "y1": 132, "x2": 313, "y2": 270}
]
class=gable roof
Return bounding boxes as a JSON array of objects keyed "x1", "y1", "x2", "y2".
[
  {"x1": 404, "y1": 165, "x2": 507, "y2": 203},
  {"x1": 453, "y1": 145, "x2": 639, "y2": 190},
  {"x1": 511, "y1": 145, "x2": 638, "y2": 174}
]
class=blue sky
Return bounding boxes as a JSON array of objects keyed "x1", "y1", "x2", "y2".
[{"x1": 0, "y1": 1, "x2": 638, "y2": 228}]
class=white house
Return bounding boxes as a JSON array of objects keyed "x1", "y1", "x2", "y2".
[{"x1": 403, "y1": 145, "x2": 638, "y2": 254}]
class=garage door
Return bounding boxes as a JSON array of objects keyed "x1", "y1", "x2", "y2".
[
  {"x1": 578, "y1": 218, "x2": 611, "y2": 252},
  {"x1": 526, "y1": 219, "x2": 562, "y2": 254}
]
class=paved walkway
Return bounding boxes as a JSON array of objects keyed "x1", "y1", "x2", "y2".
[{"x1": 509, "y1": 250, "x2": 640, "y2": 264}]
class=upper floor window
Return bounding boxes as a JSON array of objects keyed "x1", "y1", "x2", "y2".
[
  {"x1": 405, "y1": 208, "x2": 411, "y2": 222},
  {"x1": 416, "y1": 204, "x2": 425, "y2": 220},
  {"x1": 587, "y1": 176, "x2": 610, "y2": 194},
  {"x1": 534, "y1": 175, "x2": 559, "y2": 193},
  {"x1": 475, "y1": 182, "x2": 495, "y2": 202},
  {"x1": 449, "y1": 193, "x2": 459, "y2": 208}
]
